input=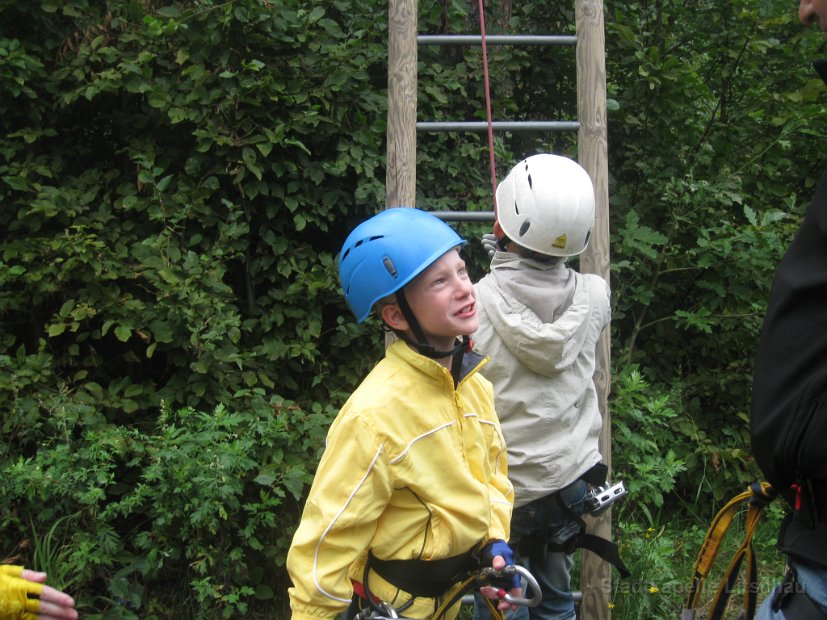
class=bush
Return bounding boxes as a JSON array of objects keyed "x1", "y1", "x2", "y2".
[
  {"x1": 1, "y1": 0, "x2": 386, "y2": 615},
  {"x1": 2, "y1": 398, "x2": 338, "y2": 617}
]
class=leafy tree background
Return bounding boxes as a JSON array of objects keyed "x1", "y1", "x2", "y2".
[{"x1": 1, "y1": 0, "x2": 825, "y2": 617}]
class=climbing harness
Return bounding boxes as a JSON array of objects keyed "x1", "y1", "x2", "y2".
[
  {"x1": 766, "y1": 564, "x2": 827, "y2": 619},
  {"x1": 365, "y1": 548, "x2": 479, "y2": 599},
  {"x1": 681, "y1": 481, "x2": 777, "y2": 620},
  {"x1": 514, "y1": 464, "x2": 630, "y2": 578},
  {"x1": 349, "y1": 563, "x2": 542, "y2": 619}
]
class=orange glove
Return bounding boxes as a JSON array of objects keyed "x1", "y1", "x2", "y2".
[{"x1": 0, "y1": 565, "x2": 41, "y2": 620}]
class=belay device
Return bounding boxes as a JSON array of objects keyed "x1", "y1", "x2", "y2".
[
  {"x1": 585, "y1": 480, "x2": 628, "y2": 516},
  {"x1": 515, "y1": 464, "x2": 630, "y2": 578}
]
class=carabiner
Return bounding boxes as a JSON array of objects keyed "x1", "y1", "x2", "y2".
[{"x1": 477, "y1": 564, "x2": 542, "y2": 607}]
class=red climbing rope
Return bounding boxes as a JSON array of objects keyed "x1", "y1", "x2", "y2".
[{"x1": 477, "y1": 0, "x2": 498, "y2": 216}]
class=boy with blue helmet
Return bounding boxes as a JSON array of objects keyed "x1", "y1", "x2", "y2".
[{"x1": 287, "y1": 208, "x2": 520, "y2": 619}]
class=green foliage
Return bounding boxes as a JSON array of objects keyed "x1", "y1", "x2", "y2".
[
  {"x1": 1, "y1": 0, "x2": 386, "y2": 429},
  {"x1": 611, "y1": 366, "x2": 686, "y2": 524},
  {"x1": 1, "y1": 0, "x2": 825, "y2": 616},
  {"x1": 610, "y1": 505, "x2": 787, "y2": 620},
  {"x1": 612, "y1": 521, "x2": 696, "y2": 619},
  {"x1": 607, "y1": 0, "x2": 826, "y2": 504},
  {"x1": 1, "y1": 0, "x2": 384, "y2": 615},
  {"x1": 27, "y1": 513, "x2": 81, "y2": 594},
  {"x1": 2, "y1": 399, "x2": 334, "y2": 617}
]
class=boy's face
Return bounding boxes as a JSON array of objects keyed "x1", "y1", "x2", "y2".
[{"x1": 388, "y1": 248, "x2": 478, "y2": 350}]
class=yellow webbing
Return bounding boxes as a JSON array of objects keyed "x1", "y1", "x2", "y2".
[
  {"x1": 682, "y1": 481, "x2": 775, "y2": 620},
  {"x1": 430, "y1": 575, "x2": 504, "y2": 620}
]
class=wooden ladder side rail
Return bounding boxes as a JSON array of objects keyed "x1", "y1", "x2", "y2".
[
  {"x1": 386, "y1": 0, "x2": 418, "y2": 208},
  {"x1": 575, "y1": 2, "x2": 611, "y2": 619}
]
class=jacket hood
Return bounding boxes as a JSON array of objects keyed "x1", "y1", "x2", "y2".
[{"x1": 475, "y1": 255, "x2": 607, "y2": 376}]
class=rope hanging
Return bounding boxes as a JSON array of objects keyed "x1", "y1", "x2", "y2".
[{"x1": 477, "y1": 0, "x2": 498, "y2": 217}]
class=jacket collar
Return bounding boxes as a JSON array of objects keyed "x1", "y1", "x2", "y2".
[
  {"x1": 490, "y1": 250, "x2": 565, "y2": 273},
  {"x1": 388, "y1": 339, "x2": 488, "y2": 389}
]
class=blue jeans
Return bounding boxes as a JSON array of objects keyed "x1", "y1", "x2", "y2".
[
  {"x1": 755, "y1": 560, "x2": 827, "y2": 619},
  {"x1": 474, "y1": 481, "x2": 588, "y2": 620}
]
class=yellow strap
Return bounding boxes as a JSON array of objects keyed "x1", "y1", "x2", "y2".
[
  {"x1": 707, "y1": 493, "x2": 765, "y2": 618},
  {"x1": 430, "y1": 575, "x2": 505, "y2": 620},
  {"x1": 684, "y1": 488, "x2": 750, "y2": 609},
  {"x1": 683, "y1": 481, "x2": 774, "y2": 615}
]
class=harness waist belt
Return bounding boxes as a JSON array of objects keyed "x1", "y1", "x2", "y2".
[
  {"x1": 779, "y1": 589, "x2": 827, "y2": 619},
  {"x1": 367, "y1": 549, "x2": 478, "y2": 598},
  {"x1": 772, "y1": 570, "x2": 827, "y2": 620}
]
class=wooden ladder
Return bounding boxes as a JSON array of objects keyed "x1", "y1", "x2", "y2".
[{"x1": 385, "y1": 1, "x2": 612, "y2": 618}]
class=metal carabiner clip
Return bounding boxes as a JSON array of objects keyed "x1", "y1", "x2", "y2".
[
  {"x1": 478, "y1": 564, "x2": 542, "y2": 607},
  {"x1": 354, "y1": 601, "x2": 400, "y2": 619}
]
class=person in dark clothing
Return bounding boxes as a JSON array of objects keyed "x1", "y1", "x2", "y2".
[{"x1": 751, "y1": 3, "x2": 827, "y2": 617}]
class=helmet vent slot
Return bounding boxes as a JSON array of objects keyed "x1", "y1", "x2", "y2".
[
  {"x1": 383, "y1": 256, "x2": 398, "y2": 278},
  {"x1": 519, "y1": 220, "x2": 531, "y2": 237},
  {"x1": 343, "y1": 235, "x2": 385, "y2": 263},
  {"x1": 527, "y1": 173, "x2": 533, "y2": 189}
]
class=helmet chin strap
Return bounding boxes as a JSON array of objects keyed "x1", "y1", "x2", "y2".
[{"x1": 393, "y1": 289, "x2": 470, "y2": 386}]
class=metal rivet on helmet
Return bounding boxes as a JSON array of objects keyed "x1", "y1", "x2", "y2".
[{"x1": 382, "y1": 256, "x2": 398, "y2": 278}]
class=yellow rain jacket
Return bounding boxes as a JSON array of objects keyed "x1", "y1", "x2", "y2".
[{"x1": 287, "y1": 340, "x2": 514, "y2": 619}]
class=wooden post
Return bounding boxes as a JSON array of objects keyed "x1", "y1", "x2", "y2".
[
  {"x1": 576, "y1": 1, "x2": 612, "y2": 619},
  {"x1": 386, "y1": 0, "x2": 418, "y2": 208}
]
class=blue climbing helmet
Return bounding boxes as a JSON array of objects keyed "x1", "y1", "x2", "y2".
[{"x1": 338, "y1": 208, "x2": 466, "y2": 323}]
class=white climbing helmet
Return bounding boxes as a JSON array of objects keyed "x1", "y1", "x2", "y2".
[{"x1": 495, "y1": 153, "x2": 595, "y2": 257}]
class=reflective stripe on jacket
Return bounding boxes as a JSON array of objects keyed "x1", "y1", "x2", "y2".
[{"x1": 287, "y1": 340, "x2": 514, "y2": 619}]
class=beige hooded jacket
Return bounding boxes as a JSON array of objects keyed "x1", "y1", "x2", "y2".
[{"x1": 473, "y1": 253, "x2": 610, "y2": 507}]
